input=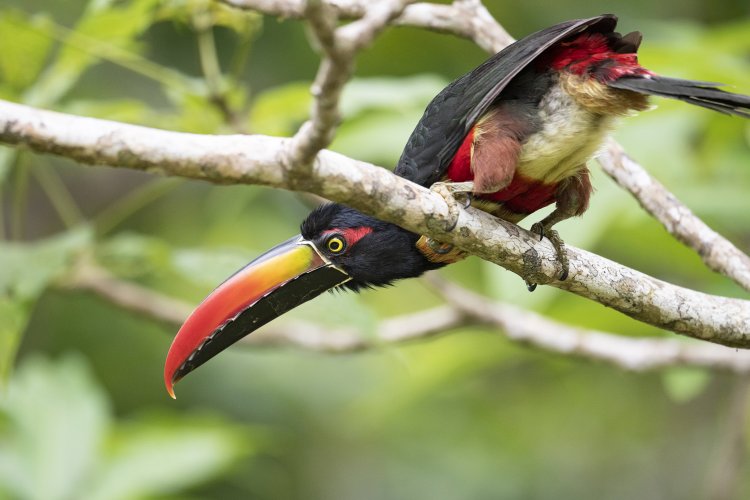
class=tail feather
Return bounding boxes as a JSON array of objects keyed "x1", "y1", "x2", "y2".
[{"x1": 608, "y1": 75, "x2": 750, "y2": 118}]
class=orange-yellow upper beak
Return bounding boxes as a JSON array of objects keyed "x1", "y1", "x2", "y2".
[{"x1": 164, "y1": 236, "x2": 350, "y2": 398}]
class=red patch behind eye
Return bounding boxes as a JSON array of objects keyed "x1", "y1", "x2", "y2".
[{"x1": 322, "y1": 227, "x2": 373, "y2": 248}]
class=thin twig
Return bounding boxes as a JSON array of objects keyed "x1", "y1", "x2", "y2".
[
  {"x1": 284, "y1": 0, "x2": 345, "y2": 170},
  {"x1": 285, "y1": 0, "x2": 416, "y2": 171},
  {"x1": 219, "y1": 0, "x2": 513, "y2": 51},
  {"x1": 65, "y1": 262, "x2": 750, "y2": 372},
  {"x1": 600, "y1": 140, "x2": 750, "y2": 293},
  {"x1": 425, "y1": 274, "x2": 750, "y2": 373},
  {"x1": 64, "y1": 261, "x2": 467, "y2": 350},
  {"x1": 65, "y1": 263, "x2": 194, "y2": 326},
  {"x1": 337, "y1": 0, "x2": 417, "y2": 52}
]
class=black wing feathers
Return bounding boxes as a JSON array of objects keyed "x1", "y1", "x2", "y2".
[
  {"x1": 394, "y1": 15, "x2": 618, "y2": 187},
  {"x1": 609, "y1": 76, "x2": 750, "y2": 118}
]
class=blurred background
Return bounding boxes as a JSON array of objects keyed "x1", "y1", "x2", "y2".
[{"x1": 1, "y1": 0, "x2": 750, "y2": 498}]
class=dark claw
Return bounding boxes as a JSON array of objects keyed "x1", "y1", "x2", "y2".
[
  {"x1": 427, "y1": 238, "x2": 455, "y2": 255},
  {"x1": 526, "y1": 220, "x2": 569, "y2": 287},
  {"x1": 530, "y1": 222, "x2": 545, "y2": 241}
]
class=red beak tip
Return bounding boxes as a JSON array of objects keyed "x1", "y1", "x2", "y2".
[{"x1": 165, "y1": 378, "x2": 177, "y2": 399}]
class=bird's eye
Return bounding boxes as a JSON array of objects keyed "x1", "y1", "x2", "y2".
[{"x1": 326, "y1": 235, "x2": 346, "y2": 254}]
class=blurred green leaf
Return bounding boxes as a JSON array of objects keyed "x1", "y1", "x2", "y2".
[
  {"x1": 330, "y1": 76, "x2": 450, "y2": 164},
  {"x1": 24, "y1": 0, "x2": 161, "y2": 107},
  {"x1": 331, "y1": 108, "x2": 430, "y2": 166},
  {"x1": 280, "y1": 290, "x2": 379, "y2": 340},
  {"x1": 662, "y1": 366, "x2": 711, "y2": 403},
  {"x1": 0, "y1": 299, "x2": 30, "y2": 383},
  {"x1": 0, "y1": 355, "x2": 109, "y2": 500},
  {"x1": 0, "y1": 147, "x2": 17, "y2": 185},
  {"x1": 0, "y1": 226, "x2": 92, "y2": 301},
  {"x1": 640, "y1": 20, "x2": 750, "y2": 89},
  {"x1": 0, "y1": 10, "x2": 55, "y2": 93},
  {"x1": 96, "y1": 232, "x2": 172, "y2": 280},
  {"x1": 86, "y1": 416, "x2": 250, "y2": 500},
  {"x1": 0, "y1": 227, "x2": 91, "y2": 381},
  {"x1": 0, "y1": 355, "x2": 251, "y2": 500},
  {"x1": 249, "y1": 76, "x2": 448, "y2": 147},
  {"x1": 339, "y1": 76, "x2": 446, "y2": 118},
  {"x1": 207, "y1": 2, "x2": 261, "y2": 36},
  {"x1": 157, "y1": 0, "x2": 262, "y2": 36},
  {"x1": 63, "y1": 99, "x2": 153, "y2": 125},
  {"x1": 99, "y1": 233, "x2": 254, "y2": 288},
  {"x1": 249, "y1": 81, "x2": 312, "y2": 136},
  {"x1": 350, "y1": 331, "x2": 512, "y2": 427},
  {"x1": 172, "y1": 247, "x2": 251, "y2": 287},
  {"x1": 162, "y1": 88, "x2": 226, "y2": 133}
]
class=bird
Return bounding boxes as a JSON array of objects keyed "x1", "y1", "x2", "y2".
[{"x1": 164, "y1": 14, "x2": 750, "y2": 396}]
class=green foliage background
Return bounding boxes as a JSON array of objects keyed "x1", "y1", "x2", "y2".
[{"x1": 1, "y1": 0, "x2": 749, "y2": 498}]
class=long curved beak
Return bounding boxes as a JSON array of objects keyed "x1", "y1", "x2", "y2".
[{"x1": 164, "y1": 236, "x2": 350, "y2": 397}]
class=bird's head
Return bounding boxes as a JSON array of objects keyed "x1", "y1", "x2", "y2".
[
  {"x1": 164, "y1": 203, "x2": 451, "y2": 396},
  {"x1": 300, "y1": 203, "x2": 441, "y2": 291}
]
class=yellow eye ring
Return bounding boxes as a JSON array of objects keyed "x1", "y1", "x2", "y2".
[{"x1": 326, "y1": 236, "x2": 345, "y2": 253}]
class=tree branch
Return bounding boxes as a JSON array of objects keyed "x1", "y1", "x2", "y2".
[
  {"x1": 425, "y1": 275, "x2": 750, "y2": 373},
  {"x1": 66, "y1": 262, "x2": 750, "y2": 373},
  {"x1": 223, "y1": 0, "x2": 750, "y2": 294},
  {"x1": 219, "y1": 0, "x2": 513, "y2": 52},
  {"x1": 3, "y1": 99, "x2": 750, "y2": 347},
  {"x1": 599, "y1": 140, "x2": 750, "y2": 293},
  {"x1": 285, "y1": 0, "x2": 415, "y2": 170},
  {"x1": 65, "y1": 262, "x2": 193, "y2": 325},
  {"x1": 285, "y1": 0, "x2": 344, "y2": 169}
]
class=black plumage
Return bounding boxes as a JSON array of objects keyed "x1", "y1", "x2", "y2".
[
  {"x1": 301, "y1": 204, "x2": 442, "y2": 291},
  {"x1": 394, "y1": 15, "x2": 617, "y2": 187},
  {"x1": 609, "y1": 76, "x2": 750, "y2": 117}
]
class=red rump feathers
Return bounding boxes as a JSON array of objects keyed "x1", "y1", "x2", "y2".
[{"x1": 546, "y1": 32, "x2": 653, "y2": 81}]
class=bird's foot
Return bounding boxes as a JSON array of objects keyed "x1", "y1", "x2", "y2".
[
  {"x1": 430, "y1": 181, "x2": 474, "y2": 231},
  {"x1": 524, "y1": 222, "x2": 569, "y2": 292}
]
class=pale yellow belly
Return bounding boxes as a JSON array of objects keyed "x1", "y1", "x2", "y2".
[{"x1": 517, "y1": 82, "x2": 616, "y2": 184}]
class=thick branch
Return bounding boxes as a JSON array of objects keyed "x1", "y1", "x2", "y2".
[
  {"x1": 3, "y1": 99, "x2": 750, "y2": 347},
  {"x1": 226, "y1": 0, "x2": 750, "y2": 299}
]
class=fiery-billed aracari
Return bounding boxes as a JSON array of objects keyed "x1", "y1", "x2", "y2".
[{"x1": 165, "y1": 14, "x2": 750, "y2": 396}]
